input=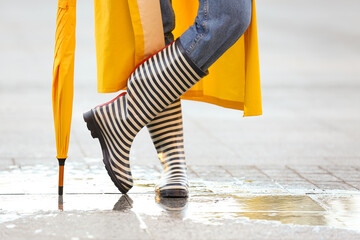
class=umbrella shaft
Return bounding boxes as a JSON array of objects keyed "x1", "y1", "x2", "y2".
[
  {"x1": 59, "y1": 166, "x2": 64, "y2": 186},
  {"x1": 58, "y1": 158, "x2": 66, "y2": 195}
]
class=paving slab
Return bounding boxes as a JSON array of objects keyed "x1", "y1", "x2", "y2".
[
  {"x1": 1, "y1": 192, "x2": 360, "y2": 240},
  {"x1": 1, "y1": 165, "x2": 360, "y2": 239},
  {"x1": 0, "y1": 210, "x2": 150, "y2": 240}
]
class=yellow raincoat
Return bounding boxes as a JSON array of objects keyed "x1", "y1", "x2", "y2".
[{"x1": 94, "y1": 0, "x2": 262, "y2": 116}]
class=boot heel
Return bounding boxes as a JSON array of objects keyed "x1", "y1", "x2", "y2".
[{"x1": 83, "y1": 110, "x2": 100, "y2": 139}]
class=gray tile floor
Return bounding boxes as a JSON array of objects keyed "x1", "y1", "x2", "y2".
[{"x1": 1, "y1": 0, "x2": 360, "y2": 239}]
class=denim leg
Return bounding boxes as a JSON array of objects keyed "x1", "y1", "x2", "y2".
[
  {"x1": 160, "y1": 0, "x2": 175, "y2": 45},
  {"x1": 179, "y1": 0, "x2": 252, "y2": 71}
]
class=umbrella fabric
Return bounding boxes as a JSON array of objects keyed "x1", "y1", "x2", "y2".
[{"x1": 52, "y1": 0, "x2": 76, "y2": 160}]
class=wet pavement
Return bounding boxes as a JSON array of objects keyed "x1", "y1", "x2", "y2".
[
  {"x1": 1, "y1": 163, "x2": 360, "y2": 239},
  {"x1": 1, "y1": 0, "x2": 360, "y2": 239}
]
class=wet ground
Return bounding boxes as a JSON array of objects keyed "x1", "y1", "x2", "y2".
[
  {"x1": 1, "y1": 0, "x2": 360, "y2": 239},
  {"x1": 1, "y1": 163, "x2": 360, "y2": 239}
]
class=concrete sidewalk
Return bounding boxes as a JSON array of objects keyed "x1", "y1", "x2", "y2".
[
  {"x1": 1, "y1": 162, "x2": 360, "y2": 239},
  {"x1": 1, "y1": 0, "x2": 360, "y2": 239}
]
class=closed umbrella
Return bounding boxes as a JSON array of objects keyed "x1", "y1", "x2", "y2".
[{"x1": 52, "y1": 0, "x2": 76, "y2": 195}]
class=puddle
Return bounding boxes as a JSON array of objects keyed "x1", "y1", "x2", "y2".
[
  {"x1": 0, "y1": 164, "x2": 160, "y2": 194},
  {"x1": 2, "y1": 193, "x2": 359, "y2": 232},
  {"x1": 129, "y1": 194, "x2": 360, "y2": 231},
  {"x1": 230, "y1": 195, "x2": 325, "y2": 212},
  {"x1": 1, "y1": 164, "x2": 360, "y2": 232},
  {"x1": 311, "y1": 195, "x2": 360, "y2": 230}
]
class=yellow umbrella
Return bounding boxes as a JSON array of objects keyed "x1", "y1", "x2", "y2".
[{"x1": 52, "y1": 0, "x2": 76, "y2": 195}]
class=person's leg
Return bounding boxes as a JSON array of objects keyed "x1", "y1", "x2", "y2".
[
  {"x1": 160, "y1": 0, "x2": 175, "y2": 45},
  {"x1": 147, "y1": 98, "x2": 188, "y2": 197},
  {"x1": 147, "y1": 0, "x2": 188, "y2": 198},
  {"x1": 84, "y1": 41, "x2": 206, "y2": 194},
  {"x1": 84, "y1": 0, "x2": 251, "y2": 195},
  {"x1": 148, "y1": 0, "x2": 252, "y2": 197},
  {"x1": 180, "y1": 0, "x2": 252, "y2": 71}
]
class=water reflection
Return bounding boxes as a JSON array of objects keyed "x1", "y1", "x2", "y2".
[
  {"x1": 314, "y1": 195, "x2": 360, "y2": 230},
  {"x1": 230, "y1": 195, "x2": 325, "y2": 212},
  {"x1": 229, "y1": 195, "x2": 328, "y2": 226},
  {"x1": 155, "y1": 197, "x2": 188, "y2": 211},
  {"x1": 47, "y1": 193, "x2": 360, "y2": 231},
  {"x1": 184, "y1": 195, "x2": 330, "y2": 227},
  {"x1": 154, "y1": 196, "x2": 189, "y2": 219},
  {"x1": 113, "y1": 194, "x2": 133, "y2": 211},
  {"x1": 1, "y1": 168, "x2": 359, "y2": 233},
  {"x1": 58, "y1": 195, "x2": 63, "y2": 211}
]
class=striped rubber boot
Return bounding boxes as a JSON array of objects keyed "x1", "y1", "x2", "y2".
[
  {"x1": 83, "y1": 39, "x2": 207, "y2": 194},
  {"x1": 147, "y1": 99, "x2": 189, "y2": 198}
]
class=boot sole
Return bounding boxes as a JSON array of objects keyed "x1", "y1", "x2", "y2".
[
  {"x1": 83, "y1": 110, "x2": 129, "y2": 194},
  {"x1": 157, "y1": 189, "x2": 188, "y2": 198}
]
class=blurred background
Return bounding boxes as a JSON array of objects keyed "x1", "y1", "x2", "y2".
[{"x1": 0, "y1": 0, "x2": 359, "y2": 167}]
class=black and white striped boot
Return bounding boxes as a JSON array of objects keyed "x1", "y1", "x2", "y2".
[
  {"x1": 83, "y1": 39, "x2": 207, "y2": 194},
  {"x1": 147, "y1": 99, "x2": 189, "y2": 197}
]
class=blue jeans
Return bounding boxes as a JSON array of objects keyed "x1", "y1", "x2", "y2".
[{"x1": 160, "y1": 0, "x2": 252, "y2": 71}]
